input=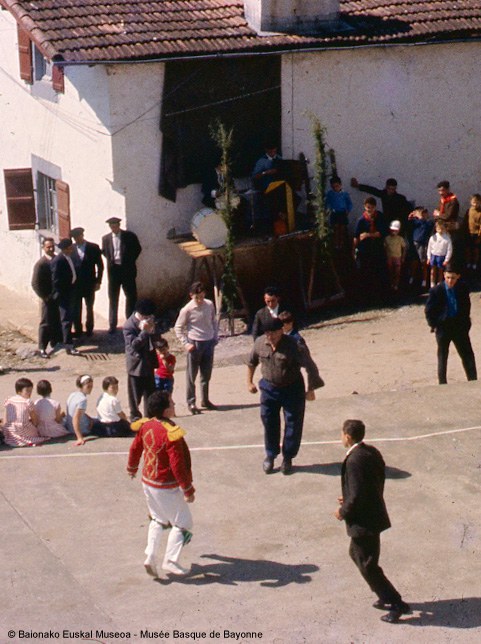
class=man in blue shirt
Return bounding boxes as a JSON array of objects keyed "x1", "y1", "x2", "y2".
[{"x1": 425, "y1": 265, "x2": 477, "y2": 384}]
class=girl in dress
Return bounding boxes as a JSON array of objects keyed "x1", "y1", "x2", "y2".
[
  {"x1": 34, "y1": 380, "x2": 69, "y2": 439},
  {"x1": 3, "y1": 378, "x2": 49, "y2": 447}
]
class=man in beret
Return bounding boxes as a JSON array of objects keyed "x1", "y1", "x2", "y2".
[
  {"x1": 51, "y1": 238, "x2": 80, "y2": 355},
  {"x1": 123, "y1": 299, "x2": 157, "y2": 421},
  {"x1": 102, "y1": 217, "x2": 142, "y2": 333},
  {"x1": 247, "y1": 317, "x2": 323, "y2": 475},
  {"x1": 71, "y1": 227, "x2": 103, "y2": 337}
]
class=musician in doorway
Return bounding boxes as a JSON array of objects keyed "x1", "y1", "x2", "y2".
[{"x1": 251, "y1": 143, "x2": 283, "y2": 235}]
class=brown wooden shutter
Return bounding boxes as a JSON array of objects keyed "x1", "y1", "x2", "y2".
[
  {"x1": 52, "y1": 64, "x2": 64, "y2": 93},
  {"x1": 56, "y1": 180, "x2": 71, "y2": 238},
  {"x1": 17, "y1": 25, "x2": 33, "y2": 84},
  {"x1": 3, "y1": 168, "x2": 36, "y2": 230}
]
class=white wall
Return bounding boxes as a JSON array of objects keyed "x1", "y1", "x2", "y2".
[
  {"x1": 0, "y1": 10, "x2": 119, "y2": 317},
  {"x1": 282, "y1": 42, "x2": 481, "y2": 219},
  {"x1": 107, "y1": 63, "x2": 196, "y2": 308},
  {"x1": 3, "y1": 7, "x2": 481, "y2": 318},
  {"x1": 0, "y1": 7, "x2": 201, "y2": 317}
]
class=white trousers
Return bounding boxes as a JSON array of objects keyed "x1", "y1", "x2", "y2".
[{"x1": 142, "y1": 484, "x2": 193, "y2": 565}]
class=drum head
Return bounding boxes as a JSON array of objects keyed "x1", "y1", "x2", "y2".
[{"x1": 192, "y1": 208, "x2": 228, "y2": 248}]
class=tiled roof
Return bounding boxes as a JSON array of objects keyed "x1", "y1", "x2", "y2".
[{"x1": 2, "y1": 0, "x2": 481, "y2": 63}]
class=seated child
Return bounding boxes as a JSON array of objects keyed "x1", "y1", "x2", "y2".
[
  {"x1": 96, "y1": 376, "x2": 132, "y2": 437},
  {"x1": 66, "y1": 375, "x2": 106, "y2": 446},
  {"x1": 384, "y1": 220, "x2": 406, "y2": 292},
  {"x1": 3, "y1": 377, "x2": 49, "y2": 447},
  {"x1": 34, "y1": 379, "x2": 69, "y2": 438},
  {"x1": 127, "y1": 391, "x2": 195, "y2": 578},
  {"x1": 154, "y1": 338, "x2": 176, "y2": 394},
  {"x1": 427, "y1": 220, "x2": 452, "y2": 287}
]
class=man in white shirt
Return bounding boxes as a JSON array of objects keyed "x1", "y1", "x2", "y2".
[
  {"x1": 175, "y1": 281, "x2": 218, "y2": 414},
  {"x1": 51, "y1": 238, "x2": 80, "y2": 355},
  {"x1": 71, "y1": 227, "x2": 103, "y2": 337},
  {"x1": 101, "y1": 217, "x2": 142, "y2": 333}
]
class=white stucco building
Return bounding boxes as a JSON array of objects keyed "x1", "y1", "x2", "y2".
[{"x1": 1, "y1": 0, "x2": 481, "y2": 318}]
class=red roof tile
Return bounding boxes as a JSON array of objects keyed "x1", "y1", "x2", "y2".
[{"x1": 2, "y1": 0, "x2": 481, "y2": 63}]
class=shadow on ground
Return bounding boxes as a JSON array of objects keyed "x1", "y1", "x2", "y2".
[
  {"x1": 295, "y1": 462, "x2": 411, "y2": 479},
  {"x1": 156, "y1": 553, "x2": 318, "y2": 587},
  {"x1": 403, "y1": 597, "x2": 481, "y2": 628}
]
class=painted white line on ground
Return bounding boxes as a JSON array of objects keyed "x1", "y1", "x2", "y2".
[{"x1": 0, "y1": 425, "x2": 480, "y2": 460}]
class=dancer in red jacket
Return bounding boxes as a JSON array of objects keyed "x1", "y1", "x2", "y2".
[{"x1": 127, "y1": 390, "x2": 195, "y2": 578}]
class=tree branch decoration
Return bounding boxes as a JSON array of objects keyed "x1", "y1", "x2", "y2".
[
  {"x1": 209, "y1": 120, "x2": 239, "y2": 321},
  {"x1": 310, "y1": 116, "x2": 330, "y2": 250}
]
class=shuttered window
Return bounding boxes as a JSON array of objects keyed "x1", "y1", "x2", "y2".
[
  {"x1": 17, "y1": 25, "x2": 33, "y2": 84},
  {"x1": 17, "y1": 25, "x2": 64, "y2": 93},
  {"x1": 3, "y1": 168, "x2": 36, "y2": 230},
  {"x1": 56, "y1": 180, "x2": 71, "y2": 238}
]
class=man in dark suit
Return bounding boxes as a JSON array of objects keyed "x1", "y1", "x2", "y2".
[
  {"x1": 251, "y1": 286, "x2": 287, "y2": 340},
  {"x1": 425, "y1": 265, "x2": 477, "y2": 385},
  {"x1": 102, "y1": 217, "x2": 142, "y2": 333},
  {"x1": 335, "y1": 419, "x2": 410, "y2": 623},
  {"x1": 71, "y1": 227, "x2": 104, "y2": 337},
  {"x1": 31, "y1": 237, "x2": 62, "y2": 358},
  {"x1": 51, "y1": 238, "x2": 80, "y2": 355},
  {"x1": 123, "y1": 299, "x2": 157, "y2": 421}
]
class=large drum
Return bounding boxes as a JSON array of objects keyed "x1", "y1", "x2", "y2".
[{"x1": 191, "y1": 208, "x2": 228, "y2": 249}]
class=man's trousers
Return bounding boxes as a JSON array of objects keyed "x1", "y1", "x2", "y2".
[
  {"x1": 259, "y1": 377, "x2": 305, "y2": 460},
  {"x1": 349, "y1": 534, "x2": 402, "y2": 604}
]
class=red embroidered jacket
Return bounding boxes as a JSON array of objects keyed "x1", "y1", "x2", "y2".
[{"x1": 127, "y1": 418, "x2": 194, "y2": 496}]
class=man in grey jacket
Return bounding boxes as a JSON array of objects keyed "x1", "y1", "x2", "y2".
[{"x1": 123, "y1": 299, "x2": 157, "y2": 421}]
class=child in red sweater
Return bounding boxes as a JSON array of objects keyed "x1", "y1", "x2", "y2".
[
  {"x1": 154, "y1": 338, "x2": 176, "y2": 394},
  {"x1": 127, "y1": 391, "x2": 195, "y2": 577}
]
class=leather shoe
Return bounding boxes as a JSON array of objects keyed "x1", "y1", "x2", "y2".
[
  {"x1": 201, "y1": 400, "x2": 217, "y2": 410},
  {"x1": 380, "y1": 601, "x2": 411, "y2": 623},
  {"x1": 39, "y1": 350, "x2": 49, "y2": 359},
  {"x1": 373, "y1": 600, "x2": 389, "y2": 610},
  {"x1": 66, "y1": 347, "x2": 80, "y2": 356},
  {"x1": 189, "y1": 405, "x2": 201, "y2": 415},
  {"x1": 280, "y1": 458, "x2": 293, "y2": 475},
  {"x1": 263, "y1": 457, "x2": 274, "y2": 474}
]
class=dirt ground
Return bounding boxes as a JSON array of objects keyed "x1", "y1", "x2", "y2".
[{"x1": 1, "y1": 286, "x2": 481, "y2": 644}]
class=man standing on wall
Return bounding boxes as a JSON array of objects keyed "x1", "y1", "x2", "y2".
[
  {"x1": 31, "y1": 237, "x2": 62, "y2": 358},
  {"x1": 102, "y1": 217, "x2": 142, "y2": 334},
  {"x1": 71, "y1": 227, "x2": 103, "y2": 337}
]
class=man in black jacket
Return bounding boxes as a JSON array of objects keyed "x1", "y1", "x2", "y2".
[
  {"x1": 351, "y1": 177, "x2": 411, "y2": 229},
  {"x1": 251, "y1": 286, "x2": 287, "y2": 340},
  {"x1": 335, "y1": 419, "x2": 410, "y2": 623},
  {"x1": 71, "y1": 227, "x2": 104, "y2": 337},
  {"x1": 31, "y1": 237, "x2": 61, "y2": 358},
  {"x1": 123, "y1": 299, "x2": 157, "y2": 421},
  {"x1": 102, "y1": 217, "x2": 142, "y2": 333},
  {"x1": 51, "y1": 238, "x2": 80, "y2": 355},
  {"x1": 425, "y1": 265, "x2": 477, "y2": 385}
]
